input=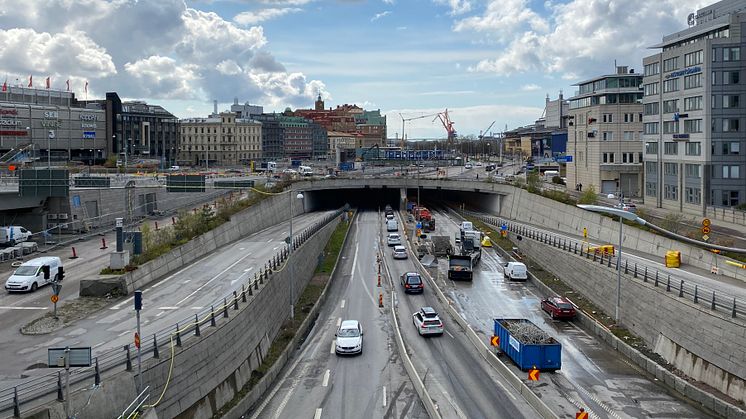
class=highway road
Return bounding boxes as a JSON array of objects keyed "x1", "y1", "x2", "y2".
[
  {"x1": 250, "y1": 211, "x2": 427, "y2": 419},
  {"x1": 0, "y1": 211, "x2": 331, "y2": 387},
  {"x1": 428, "y1": 207, "x2": 713, "y2": 418},
  {"x1": 385, "y1": 211, "x2": 538, "y2": 419}
]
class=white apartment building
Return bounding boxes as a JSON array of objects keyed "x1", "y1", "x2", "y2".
[{"x1": 179, "y1": 112, "x2": 262, "y2": 166}]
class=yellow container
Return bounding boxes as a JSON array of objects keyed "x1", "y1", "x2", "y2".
[
  {"x1": 588, "y1": 244, "x2": 615, "y2": 256},
  {"x1": 665, "y1": 251, "x2": 681, "y2": 268}
]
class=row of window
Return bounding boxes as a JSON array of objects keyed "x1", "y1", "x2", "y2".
[
  {"x1": 645, "y1": 73, "x2": 702, "y2": 95},
  {"x1": 183, "y1": 126, "x2": 260, "y2": 134},
  {"x1": 644, "y1": 94, "x2": 742, "y2": 116},
  {"x1": 646, "y1": 162, "x2": 743, "y2": 179},
  {"x1": 601, "y1": 152, "x2": 643, "y2": 163},
  {"x1": 181, "y1": 135, "x2": 261, "y2": 144},
  {"x1": 181, "y1": 145, "x2": 261, "y2": 151},
  {"x1": 643, "y1": 118, "x2": 741, "y2": 135}
]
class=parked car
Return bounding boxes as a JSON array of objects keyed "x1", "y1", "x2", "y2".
[
  {"x1": 5, "y1": 256, "x2": 63, "y2": 292},
  {"x1": 400, "y1": 272, "x2": 424, "y2": 293},
  {"x1": 614, "y1": 202, "x2": 637, "y2": 213},
  {"x1": 387, "y1": 233, "x2": 401, "y2": 247},
  {"x1": 392, "y1": 245, "x2": 408, "y2": 259},
  {"x1": 503, "y1": 262, "x2": 528, "y2": 281},
  {"x1": 412, "y1": 307, "x2": 444, "y2": 336},
  {"x1": 335, "y1": 320, "x2": 363, "y2": 355},
  {"x1": 541, "y1": 296, "x2": 577, "y2": 320},
  {"x1": 0, "y1": 226, "x2": 32, "y2": 247}
]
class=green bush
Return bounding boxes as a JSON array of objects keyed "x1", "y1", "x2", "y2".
[
  {"x1": 551, "y1": 175, "x2": 565, "y2": 185},
  {"x1": 578, "y1": 185, "x2": 598, "y2": 204},
  {"x1": 542, "y1": 189, "x2": 576, "y2": 205},
  {"x1": 526, "y1": 172, "x2": 541, "y2": 193}
]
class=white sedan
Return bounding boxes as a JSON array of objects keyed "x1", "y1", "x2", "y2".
[{"x1": 392, "y1": 245, "x2": 408, "y2": 259}]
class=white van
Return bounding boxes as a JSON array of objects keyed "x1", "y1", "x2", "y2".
[
  {"x1": 0, "y1": 226, "x2": 32, "y2": 246},
  {"x1": 543, "y1": 170, "x2": 559, "y2": 181},
  {"x1": 386, "y1": 219, "x2": 398, "y2": 232},
  {"x1": 503, "y1": 262, "x2": 528, "y2": 281},
  {"x1": 5, "y1": 256, "x2": 63, "y2": 292},
  {"x1": 299, "y1": 166, "x2": 314, "y2": 176}
]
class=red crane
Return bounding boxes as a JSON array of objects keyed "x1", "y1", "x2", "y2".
[{"x1": 433, "y1": 109, "x2": 457, "y2": 145}]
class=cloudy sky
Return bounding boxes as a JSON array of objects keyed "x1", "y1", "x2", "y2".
[{"x1": 0, "y1": 0, "x2": 705, "y2": 138}]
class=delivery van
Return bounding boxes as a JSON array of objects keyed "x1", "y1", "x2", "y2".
[
  {"x1": 5, "y1": 256, "x2": 63, "y2": 292},
  {"x1": 386, "y1": 219, "x2": 398, "y2": 232},
  {"x1": 0, "y1": 226, "x2": 32, "y2": 246},
  {"x1": 503, "y1": 262, "x2": 528, "y2": 281}
]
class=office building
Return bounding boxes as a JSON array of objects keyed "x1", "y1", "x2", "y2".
[
  {"x1": 566, "y1": 66, "x2": 644, "y2": 196},
  {"x1": 179, "y1": 112, "x2": 262, "y2": 166},
  {"x1": 230, "y1": 98, "x2": 263, "y2": 119},
  {"x1": 642, "y1": 0, "x2": 746, "y2": 212}
]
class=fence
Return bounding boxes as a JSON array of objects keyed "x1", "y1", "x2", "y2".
[
  {"x1": 705, "y1": 205, "x2": 746, "y2": 227},
  {"x1": 0, "y1": 206, "x2": 348, "y2": 418},
  {"x1": 465, "y1": 210, "x2": 746, "y2": 319}
]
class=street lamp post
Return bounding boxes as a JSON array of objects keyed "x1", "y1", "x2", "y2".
[
  {"x1": 577, "y1": 204, "x2": 646, "y2": 323},
  {"x1": 288, "y1": 190, "x2": 305, "y2": 321}
]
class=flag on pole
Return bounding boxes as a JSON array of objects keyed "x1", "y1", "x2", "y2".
[
  {"x1": 84, "y1": 81, "x2": 88, "y2": 100},
  {"x1": 45, "y1": 77, "x2": 50, "y2": 89},
  {"x1": 66, "y1": 80, "x2": 70, "y2": 91},
  {"x1": 2, "y1": 76, "x2": 6, "y2": 92},
  {"x1": 28, "y1": 75, "x2": 32, "y2": 88}
]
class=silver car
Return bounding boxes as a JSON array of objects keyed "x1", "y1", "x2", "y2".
[
  {"x1": 392, "y1": 245, "x2": 408, "y2": 259},
  {"x1": 387, "y1": 233, "x2": 401, "y2": 246}
]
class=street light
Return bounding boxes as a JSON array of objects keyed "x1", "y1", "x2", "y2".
[
  {"x1": 288, "y1": 190, "x2": 305, "y2": 321},
  {"x1": 576, "y1": 204, "x2": 646, "y2": 324}
]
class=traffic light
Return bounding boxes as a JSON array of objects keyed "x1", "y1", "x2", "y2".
[
  {"x1": 57, "y1": 266, "x2": 64, "y2": 282},
  {"x1": 42, "y1": 265, "x2": 50, "y2": 280}
]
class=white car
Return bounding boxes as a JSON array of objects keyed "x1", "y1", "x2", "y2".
[
  {"x1": 5, "y1": 256, "x2": 63, "y2": 292},
  {"x1": 412, "y1": 307, "x2": 444, "y2": 336},
  {"x1": 392, "y1": 245, "x2": 408, "y2": 259},
  {"x1": 476, "y1": 162, "x2": 483, "y2": 166},
  {"x1": 387, "y1": 233, "x2": 401, "y2": 247},
  {"x1": 465, "y1": 163, "x2": 473, "y2": 169},
  {"x1": 335, "y1": 320, "x2": 363, "y2": 355}
]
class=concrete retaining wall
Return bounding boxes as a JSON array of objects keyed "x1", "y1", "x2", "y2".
[{"x1": 512, "y1": 233, "x2": 746, "y2": 406}]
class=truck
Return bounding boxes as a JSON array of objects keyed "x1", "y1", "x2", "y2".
[
  {"x1": 298, "y1": 165, "x2": 314, "y2": 176},
  {"x1": 256, "y1": 161, "x2": 277, "y2": 173},
  {"x1": 459, "y1": 230, "x2": 481, "y2": 263},
  {"x1": 415, "y1": 206, "x2": 435, "y2": 232},
  {"x1": 447, "y1": 254, "x2": 474, "y2": 281},
  {"x1": 494, "y1": 318, "x2": 562, "y2": 371}
]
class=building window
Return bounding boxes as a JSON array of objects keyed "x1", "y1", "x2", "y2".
[
  {"x1": 712, "y1": 71, "x2": 717, "y2": 85},
  {"x1": 663, "y1": 121, "x2": 679, "y2": 134},
  {"x1": 722, "y1": 142, "x2": 741, "y2": 155},
  {"x1": 644, "y1": 122, "x2": 659, "y2": 134},
  {"x1": 723, "y1": 47, "x2": 741, "y2": 61},
  {"x1": 644, "y1": 102, "x2": 659, "y2": 115},
  {"x1": 644, "y1": 83, "x2": 659, "y2": 96},
  {"x1": 646, "y1": 182, "x2": 657, "y2": 197},
  {"x1": 663, "y1": 78, "x2": 679, "y2": 92},
  {"x1": 663, "y1": 57, "x2": 678, "y2": 72},
  {"x1": 645, "y1": 142, "x2": 658, "y2": 154},
  {"x1": 684, "y1": 50, "x2": 703, "y2": 66},
  {"x1": 644, "y1": 62, "x2": 660, "y2": 76},
  {"x1": 684, "y1": 119, "x2": 702, "y2": 133},
  {"x1": 685, "y1": 187, "x2": 701, "y2": 204},
  {"x1": 623, "y1": 131, "x2": 635, "y2": 141},
  {"x1": 723, "y1": 118, "x2": 740, "y2": 132},
  {"x1": 724, "y1": 71, "x2": 740, "y2": 85},
  {"x1": 722, "y1": 165, "x2": 740, "y2": 179},
  {"x1": 722, "y1": 191, "x2": 740, "y2": 206},
  {"x1": 664, "y1": 184, "x2": 679, "y2": 200},
  {"x1": 685, "y1": 164, "x2": 701, "y2": 178},
  {"x1": 602, "y1": 131, "x2": 614, "y2": 141},
  {"x1": 683, "y1": 96, "x2": 703, "y2": 111},
  {"x1": 622, "y1": 152, "x2": 635, "y2": 163},
  {"x1": 602, "y1": 152, "x2": 615, "y2": 163},
  {"x1": 664, "y1": 162, "x2": 678, "y2": 175},
  {"x1": 664, "y1": 142, "x2": 678, "y2": 155},
  {"x1": 684, "y1": 73, "x2": 702, "y2": 89},
  {"x1": 663, "y1": 99, "x2": 679, "y2": 113},
  {"x1": 646, "y1": 161, "x2": 658, "y2": 174},
  {"x1": 685, "y1": 142, "x2": 701, "y2": 156},
  {"x1": 602, "y1": 113, "x2": 613, "y2": 123},
  {"x1": 723, "y1": 95, "x2": 740, "y2": 108}
]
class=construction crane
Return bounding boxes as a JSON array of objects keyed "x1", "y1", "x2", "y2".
[
  {"x1": 433, "y1": 109, "x2": 457, "y2": 146},
  {"x1": 478, "y1": 120, "x2": 496, "y2": 140},
  {"x1": 399, "y1": 112, "x2": 439, "y2": 150}
]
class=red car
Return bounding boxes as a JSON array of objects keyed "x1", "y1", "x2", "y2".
[{"x1": 541, "y1": 296, "x2": 576, "y2": 320}]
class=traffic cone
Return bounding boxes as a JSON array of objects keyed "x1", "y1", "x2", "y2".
[{"x1": 378, "y1": 293, "x2": 383, "y2": 308}]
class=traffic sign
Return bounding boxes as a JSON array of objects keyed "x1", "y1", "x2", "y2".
[
  {"x1": 702, "y1": 234, "x2": 710, "y2": 242},
  {"x1": 528, "y1": 367, "x2": 540, "y2": 381},
  {"x1": 701, "y1": 226, "x2": 711, "y2": 234},
  {"x1": 500, "y1": 224, "x2": 507, "y2": 231},
  {"x1": 576, "y1": 408, "x2": 589, "y2": 419},
  {"x1": 583, "y1": 227, "x2": 588, "y2": 239},
  {"x1": 490, "y1": 335, "x2": 499, "y2": 347},
  {"x1": 702, "y1": 218, "x2": 711, "y2": 227},
  {"x1": 50, "y1": 295, "x2": 59, "y2": 304},
  {"x1": 134, "y1": 332, "x2": 141, "y2": 349},
  {"x1": 501, "y1": 230, "x2": 507, "y2": 238},
  {"x1": 8, "y1": 165, "x2": 15, "y2": 171}
]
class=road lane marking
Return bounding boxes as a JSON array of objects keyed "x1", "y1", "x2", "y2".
[
  {"x1": 157, "y1": 306, "x2": 179, "y2": 310},
  {"x1": 340, "y1": 299, "x2": 345, "y2": 309},
  {"x1": 182, "y1": 280, "x2": 191, "y2": 284},
  {"x1": 314, "y1": 408, "x2": 322, "y2": 419},
  {"x1": 92, "y1": 342, "x2": 105, "y2": 349},
  {"x1": 151, "y1": 264, "x2": 191, "y2": 288},
  {"x1": 155, "y1": 311, "x2": 166, "y2": 317},
  {"x1": 191, "y1": 306, "x2": 204, "y2": 310},
  {"x1": 176, "y1": 250, "x2": 256, "y2": 306},
  {"x1": 239, "y1": 247, "x2": 245, "y2": 250},
  {"x1": 0, "y1": 306, "x2": 46, "y2": 310},
  {"x1": 267, "y1": 239, "x2": 272, "y2": 243},
  {"x1": 111, "y1": 295, "x2": 135, "y2": 310},
  {"x1": 243, "y1": 267, "x2": 253, "y2": 272},
  {"x1": 445, "y1": 330, "x2": 455, "y2": 339},
  {"x1": 350, "y1": 242, "x2": 359, "y2": 279},
  {"x1": 336, "y1": 317, "x2": 341, "y2": 327},
  {"x1": 118, "y1": 330, "x2": 130, "y2": 337},
  {"x1": 322, "y1": 369, "x2": 330, "y2": 387},
  {"x1": 382, "y1": 385, "x2": 387, "y2": 407},
  {"x1": 330, "y1": 340, "x2": 335, "y2": 354}
]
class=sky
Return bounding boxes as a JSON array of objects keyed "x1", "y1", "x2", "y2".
[{"x1": 0, "y1": 0, "x2": 705, "y2": 139}]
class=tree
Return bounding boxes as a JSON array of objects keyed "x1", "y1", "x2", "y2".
[
  {"x1": 526, "y1": 172, "x2": 540, "y2": 193},
  {"x1": 578, "y1": 185, "x2": 598, "y2": 204}
]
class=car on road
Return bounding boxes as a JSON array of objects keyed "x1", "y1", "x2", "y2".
[
  {"x1": 412, "y1": 307, "x2": 444, "y2": 336},
  {"x1": 387, "y1": 233, "x2": 401, "y2": 246},
  {"x1": 541, "y1": 296, "x2": 577, "y2": 320},
  {"x1": 335, "y1": 320, "x2": 363, "y2": 355},
  {"x1": 5, "y1": 256, "x2": 63, "y2": 292},
  {"x1": 465, "y1": 163, "x2": 473, "y2": 169},
  {"x1": 400, "y1": 272, "x2": 424, "y2": 293},
  {"x1": 614, "y1": 202, "x2": 637, "y2": 213},
  {"x1": 385, "y1": 214, "x2": 395, "y2": 221},
  {"x1": 476, "y1": 162, "x2": 483, "y2": 166},
  {"x1": 392, "y1": 245, "x2": 408, "y2": 259}
]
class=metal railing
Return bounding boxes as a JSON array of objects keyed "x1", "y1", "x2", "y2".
[
  {"x1": 465, "y1": 210, "x2": 746, "y2": 318},
  {"x1": 0, "y1": 205, "x2": 348, "y2": 417}
]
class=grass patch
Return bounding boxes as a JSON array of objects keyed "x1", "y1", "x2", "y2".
[{"x1": 212, "y1": 215, "x2": 352, "y2": 418}]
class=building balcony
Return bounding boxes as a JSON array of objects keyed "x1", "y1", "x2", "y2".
[{"x1": 600, "y1": 163, "x2": 643, "y2": 173}]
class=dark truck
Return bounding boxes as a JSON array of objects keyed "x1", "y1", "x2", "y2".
[{"x1": 448, "y1": 254, "x2": 474, "y2": 281}]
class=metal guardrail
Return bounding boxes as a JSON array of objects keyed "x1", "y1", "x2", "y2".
[
  {"x1": 0, "y1": 206, "x2": 349, "y2": 417},
  {"x1": 465, "y1": 211, "x2": 746, "y2": 319}
]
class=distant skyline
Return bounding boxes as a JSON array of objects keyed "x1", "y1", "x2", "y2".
[{"x1": 0, "y1": 0, "x2": 705, "y2": 138}]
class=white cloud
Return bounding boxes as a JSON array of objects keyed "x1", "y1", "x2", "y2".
[
  {"x1": 177, "y1": 9, "x2": 266, "y2": 64},
  {"x1": 383, "y1": 0, "x2": 396, "y2": 4},
  {"x1": 248, "y1": 71, "x2": 329, "y2": 107},
  {"x1": 521, "y1": 83, "x2": 541, "y2": 91},
  {"x1": 233, "y1": 8, "x2": 302, "y2": 25},
  {"x1": 371, "y1": 11, "x2": 391, "y2": 22},
  {"x1": 256, "y1": 0, "x2": 314, "y2": 4},
  {"x1": 462, "y1": 0, "x2": 702, "y2": 79},
  {"x1": 216, "y1": 60, "x2": 243, "y2": 75},
  {"x1": 433, "y1": 0, "x2": 473, "y2": 16},
  {"x1": 124, "y1": 55, "x2": 200, "y2": 100},
  {"x1": 396, "y1": 26, "x2": 408, "y2": 31},
  {"x1": 416, "y1": 90, "x2": 475, "y2": 96}
]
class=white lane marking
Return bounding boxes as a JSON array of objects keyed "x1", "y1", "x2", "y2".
[
  {"x1": 157, "y1": 306, "x2": 179, "y2": 310},
  {"x1": 155, "y1": 311, "x2": 166, "y2": 317},
  {"x1": 151, "y1": 264, "x2": 191, "y2": 288},
  {"x1": 117, "y1": 330, "x2": 130, "y2": 337},
  {"x1": 340, "y1": 299, "x2": 345, "y2": 309},
  {"x1": 239, "y1": 247, "x2": 245, "y2": 251},
  {"x1": 191, "y1": 306, "x2": 203, "y2": 310},
  {"x1": 243, "y1": 267, "x2": 253, "y2": 272},
  {"x1": 92, "y1": 342, "x2": 105, "y2": 349},
  {"x1": 350, "y1": 241, "x2": 359, "y2": 279},
  {"x1": 267, "y1": 239, "x2": 272, "y2": 243},
  {"x1": 0, "y1": 306, "x2": 46, "y2": 310},
  {"x1": 382, "y1": 385, "x2": 387, "y2": 407},
  {"x1": 176, "y1": 250, "x2": 255, "y2": 306},
  {"x1": 445, "y1": 330, "x2": 455, "y2": 339},
  {"x1": 322, "y1": 369, "x2": 330, "y2": 387},
  {"x1": 182, "y1": 280, "x2": 191, "y2": 284},
  {"x1": 314, "y1": 408, "x2": 322, "y2": 419},
  {"x1": 442, "y1": 391, "x2": 469, "y2": 419},
  {"x1": 336, "y1": 317, "x2": 341, "y2": 327},
  {"x1": 110, "y1": 295, "x2": 135, "y2": 310},
  {"x1": 330, "y1": 340, "x2": 335, "y2": 354}
]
